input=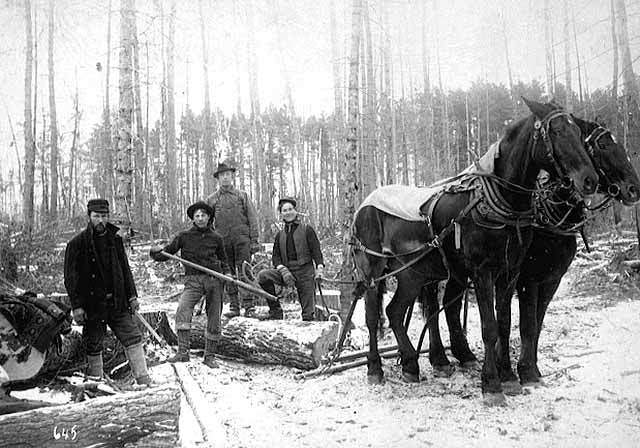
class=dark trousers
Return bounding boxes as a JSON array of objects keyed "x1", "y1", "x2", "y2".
[
  {"x1": 84, "y1": 304, "x2": 142, "y2": 356},
  {"x1": 224, "y1": 236, "x2": 253, "y2": 308},
  {"x1": 258, "y1": 263, "x2": 316, "y2": 320},
  {"x1": 176, "y1": 275, "x2": 223, "y2": 339}
]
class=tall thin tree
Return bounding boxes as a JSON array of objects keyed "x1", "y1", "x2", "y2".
[
  {"x1": 48, "y1": 0, "x2": 58, "y2": 221},
  {"x1": 23, "y1": 0, "x2": 35, "y2": 236}
]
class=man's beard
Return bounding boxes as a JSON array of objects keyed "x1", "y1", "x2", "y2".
[{"x1": 94, "y1": 222, "x2": 106, "y2": 234}]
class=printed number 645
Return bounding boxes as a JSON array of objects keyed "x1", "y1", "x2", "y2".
[{"x1": 53, "y1": 425, "x2": 78, "y2": 441}]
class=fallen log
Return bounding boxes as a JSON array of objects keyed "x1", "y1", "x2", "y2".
[
  {"x1": 621, "y1": 259, "x2": 640, "y2": 270},
  {"x1": 0, "y1": 382, "x2": 180, "y2": 447},
  {"x1": 189, "y1": 315, "x2": 338, "y2": 370}
]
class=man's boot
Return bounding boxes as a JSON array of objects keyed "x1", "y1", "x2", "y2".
[
  {"x1": 223, "y1": 295, "x2": 240, "y2": 318},
  {"x1": 267, "y1": 300, "x2": 283, "y2": 320},
  {"x1": 167, "y1": 330, "x2": 190, "y2": 363},
  {"x1": 86, "y1": 353, "x2": 103, "y2": 378},
  {"x1": 242, "y1": 292, "x2": 257, "y2": 318},
  {"x1": 203, "y1": 337, "x2": 219, "y2": 368},
  {"x1": 125, "y1": 342, "x2": 153, "y2": 386}
]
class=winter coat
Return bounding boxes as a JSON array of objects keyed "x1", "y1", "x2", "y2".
[
  {"x1": 206, "y1": 185, "x2": 259, "y2": 244},
  {"x1": 64, "y1": 222, "x2": 137, "y2": 321}
]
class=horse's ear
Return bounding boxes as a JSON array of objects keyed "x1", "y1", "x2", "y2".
[{"x1": 521, "y1": 96, "x2": 547, "y2": 119}]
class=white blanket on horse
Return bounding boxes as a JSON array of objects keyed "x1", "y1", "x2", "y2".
[
  {"x1": 356, "y1": 140, "x2": 501, "y2": 221},
  {"x1": 357, "y1": 184, "x2": 445, "y2": 221}
]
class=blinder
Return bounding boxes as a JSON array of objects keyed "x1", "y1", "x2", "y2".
[
  {"x1": 584, "y1": 126, "x2": 620, "y2": 198},
  {"x1": 533, "y1": 109, "x2": 576, "y2": 184}
]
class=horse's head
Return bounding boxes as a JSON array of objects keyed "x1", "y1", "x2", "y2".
[
  {"x1": 522, "y1": 98, "x2": 598, "y2": 196},
  {"x1": 572, "y1": 115, "x2": 640, "y2": 206}
]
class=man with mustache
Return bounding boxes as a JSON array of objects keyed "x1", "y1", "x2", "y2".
[{"x1": 64, "y1": 199, "x2": 151, "y2": 385}]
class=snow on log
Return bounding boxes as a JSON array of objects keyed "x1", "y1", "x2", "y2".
[
  {"x1": 189, "y1": 315, "x2": 338, "y2": 370},
  {"x1": 0, "y1": 382, "x2": 180, "y2": 447}
]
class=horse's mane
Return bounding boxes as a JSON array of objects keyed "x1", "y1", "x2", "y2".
[{"x1": 502, "y1": 115, "x2": 530, "y2": 146}]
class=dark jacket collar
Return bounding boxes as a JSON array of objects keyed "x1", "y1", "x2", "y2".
[
  {"x1": 190, "y1": 224, "x2": 213, "y2": 233},
  {"x1": 283, "y1": 217, "x2": 300, "y2": 232}
]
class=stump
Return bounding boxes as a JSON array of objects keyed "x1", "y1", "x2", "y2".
[
  {"x1": 190, "y1": 315, "x2": 338, "y2": 370},
  {"x1": 0, "y1": 382, "x2": 180, "y2": 447}
]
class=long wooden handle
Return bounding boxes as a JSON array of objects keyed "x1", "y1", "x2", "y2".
[{"x1": 159, "y1": 251, "x2": 277, "y2": 302}]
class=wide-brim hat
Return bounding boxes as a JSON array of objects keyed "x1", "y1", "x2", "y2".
[
  {"x1": 213, "y1": 163, "x2": 236, "y2": 178},
  {"x1": 278, "y1": 197, "x2": 297, "y2": 210},
  {"x1": 87, "y1": 198, "x2": 110, "y2": 213},
  {"x1": 187, "y1": 201, "x2": 214, "y2": 220}
]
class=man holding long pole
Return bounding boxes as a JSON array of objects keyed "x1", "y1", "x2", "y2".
[{"x1": 150, "y1": 201, "x2": 231, "y2": 368}]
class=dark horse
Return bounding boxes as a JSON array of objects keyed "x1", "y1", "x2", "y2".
[
  {"x1": 420, "y1": 115, "x2": 640, "y2": 390},
  {"x1": 352, "y1": 99, "x2": 598, "y2": 405},
  {"x1": 515, "y1": 116, "x2": 640, "y2": 384}
]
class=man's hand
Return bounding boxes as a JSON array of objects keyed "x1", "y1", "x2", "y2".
[
  {"x1": 315, "y1": 264, "x2": 325, "y2": 281},
  {"x1": 129, "y1": 297, "x2": 140, "y2": 314},
  {"x1": 250, "y1": 241, "x2": 261, "y2": 255},
  {"x1": 277, "y1": 265, "x2": 296, "y2": 287},
  {"x1": 73, "y1": 307, "x2": 87, "y2": 326},
  {"x1": 149, "y1": 245, "x2": 163, "y2": 254}
]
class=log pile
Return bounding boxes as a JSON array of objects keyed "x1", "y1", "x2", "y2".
[{"x1": 190, "y1": 315, "x2": 338, "y2": 370}]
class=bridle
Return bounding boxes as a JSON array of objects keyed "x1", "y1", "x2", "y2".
[
  {"x1": 584, "y1": 125, "x2": 621, "y2": 199},
  {"x1": 532, "y1": 109, "x2": 577, "y2": 189}
]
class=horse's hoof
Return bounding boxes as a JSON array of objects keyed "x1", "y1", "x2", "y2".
[
  {"x1": 402, "y1": 371, "x2": 420, "y2": 383},
  {"x1": 460, "y1": 360, "x2": 480, "y2": 370},
  {"x1": 367, "y1": 373, "x2": 384, "y2": 385},
  {"x1": 502, "y1": 380, "x2": 523, "y2": 396},
  {"x1": 433, "y1": 364, "x2": 454, "y2": 377},
  {"x1": 482, "y1": 392, "x2": 507, "y2": 407}
]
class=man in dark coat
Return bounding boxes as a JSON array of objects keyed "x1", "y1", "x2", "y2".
[
  {"x1": 64, "y1": 199, "x2": 151, "y2": 385},
  {"x1": 150, "y1": 201, "x2": 231, "y2": 368},
  {"x1": 257, "y1": 197, "x2": 325, "y2": 321},
  {"x1": 206, "y1": 163, "x2": 260, "y2": 318}
]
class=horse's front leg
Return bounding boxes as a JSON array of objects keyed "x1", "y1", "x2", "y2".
[
  {"x1": 517, "y1": 279, "x2": 541, "y2": 385},
  {"x1": 365, "y1": 283, "x2": 384, "y2": 384},
  {"x1": 495, "y1": 274, "x2": 523, "y2": 396},
  {"x1": 532, "y1": 278, "x2": 564, "y2": 377},
  {"x1": 387, "y1": 275, "x2": 422, "y2": 383},
  {"x1": 473, "y1": 272, "x2": 505, "y2": 406}
]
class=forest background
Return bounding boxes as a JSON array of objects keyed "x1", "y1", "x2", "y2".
[{"x1": 0, "y1": 0, "x2": 639, "y2": 288}]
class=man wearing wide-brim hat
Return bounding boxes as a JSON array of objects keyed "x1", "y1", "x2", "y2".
[
  {"x1": 64, "y1": 198, "x2": 152, "y2": 385},
  {"x1": 150, "y1": 201, "x2": 231, "y2": 368},
  {"x1": 207, "y1": 162, "x2": 260, "y2": 318},
  {"x1": 257, "y1": 197, "x2": 325, "y2": 321}
]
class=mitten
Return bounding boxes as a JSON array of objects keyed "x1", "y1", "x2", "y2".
[{"x1": 277, "y1": 265, "x2": 296, "y2": 287}]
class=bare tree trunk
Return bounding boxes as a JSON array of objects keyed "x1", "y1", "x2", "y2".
[
  {"x1": 572, "y1": 5, "x2": 584, "y2": 106},
  {"x1": 48, "y1": 0, "x2": 58, "y2": 222},
  {"x1": 330, "y1": 0, "x2": 343, "y2": 124},
  {"x1": 361, "y1": 0, "x2": 376, "y2": 196},
  {"x1": 103, "y1": 0, "x2": 113, "y2": 201},
  {"x1": 199, "y1": 0, "x2": 215, "y2": 196},
  {"x1": 610, "y1": 0, "x2": 619, "y2": 136},
  {"x1": 165, "y1": 0, "x2": 177, "y2": 224},
  {"x1": 382, "y1": 0, "x2": 394, "y2": 184},
  {"x1": 544, "y1": 0, "x2": 554, "y2": 97},
  {"x1": 40, "y1": 109, "x2": 48, "y2": 222},
  {"x1": 70, "y1": 74, "x2": 80, "y2": 218},
  {"x1": 563, "y1": 0, "x2": 572, "y2": 111},
  {"x1": 115, "y1": 0, "x2": 135, "y2": 240},
  {"x1": 23, "y1": 0, "x2": 35, "y2": 236},
  {"x1": 132, "y1": 13, "x2": 145, "y2": 227},
  {"x1": 247, "y1": 0, "x2": 266, "y2": 232},
  {"x1": 339, "y1": 0, "x2": 362, "y2": 320}
]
